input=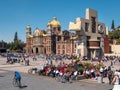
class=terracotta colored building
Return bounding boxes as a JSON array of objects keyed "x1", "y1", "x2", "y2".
[
  {"x1": 104, "y1": 36, "x2": 110, "y2": 53},
  {"x1": 25, "y1": 17, "x2": 75, "y2": 55}
]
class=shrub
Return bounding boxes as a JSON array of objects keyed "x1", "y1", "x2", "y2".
[
  {"x1": 78, "y1": 66, "x2": 85, "y2": 75},
  {"x1": 83, "y1": 62, "x2": 93, "y2": 69},
  {"x1": 76, "y1": 58, "x2": 80, "y2": 62},
  {"x1": 95, "y1": 63, "x2": 104, "y2": 69}
]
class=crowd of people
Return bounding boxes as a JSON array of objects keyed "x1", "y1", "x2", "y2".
[
  {"x1": 1, "y1": 53, "x2": 120, "y2": 89},
  {"x1": 28, "y1": 56, "x2": 120, "y2": 85}
]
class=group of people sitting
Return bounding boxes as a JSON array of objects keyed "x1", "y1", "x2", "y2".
[
  {"x1": 38, "y1": 63, "x2": 78, "y2": 83},
  {"x1": 28, "y1": 60, "x2": 118, "y2": 84}
]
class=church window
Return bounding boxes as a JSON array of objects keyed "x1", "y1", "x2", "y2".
[
  {"x1": 58, "y1": 27, "x2": 61, "y2": 31},
  {"x1": 58, "y1": 45, "x2": 60, "y2": 49}
]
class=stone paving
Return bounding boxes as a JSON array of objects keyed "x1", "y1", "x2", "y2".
[
  {"x1": 0, "y1": 57, "x2": 120, "y2": 84},
  {"x1": 0, "y1": 70, "x2": 113, "y2": 90}
]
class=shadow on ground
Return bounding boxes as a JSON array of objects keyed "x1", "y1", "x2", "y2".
[
  {"x1": 19, "y1": 85, "x2": 28, "y2": 89},
  {"x1": 0, "y1": 75, "x2": 4, "y2": 77}
]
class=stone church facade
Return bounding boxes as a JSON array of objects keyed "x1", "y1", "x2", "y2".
[{"x1": 25, "y1": 17, "x2": 76, "y2": 55}]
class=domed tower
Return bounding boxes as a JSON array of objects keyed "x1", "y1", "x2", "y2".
[
  {"x1": 47, "y1": 17, "x2": 61, "y2": 35},
  {"x1": 26, "y1": 25, "x2": 31, "y2": 38},
  {"x1": 46, "y1": 17, "x2": 62, "y2": 54},
  {"x1": 26, "y1": 25, "x2": 32, "y2": 53}
]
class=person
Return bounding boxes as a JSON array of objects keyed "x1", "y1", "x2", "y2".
[
  {"x1": 111, "y1": 72, "x2": 120, "y2": 90},
  {"x1": 118, "y1": 69, "x2": 120, "y2": 84},
  {"x1": 107, "y1": 66, "x2": 113, "y2": 84},
  {"x1": 14, "y1": 71, "x2": 21, "y2": 87}
]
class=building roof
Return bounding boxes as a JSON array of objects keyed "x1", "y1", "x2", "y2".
[
  {"x1": 47, "y1": 17, "x2": 61, "y2": 26},
  {"x1": 34, "y1": 28, "x2": 40, "y2": 36}
]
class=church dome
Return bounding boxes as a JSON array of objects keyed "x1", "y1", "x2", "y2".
[
  {"x1": 47, "y1": 17, "x2": 61, "y2": 26},
  {"x1": 34, "y1": 28, "x2": 40, "y2": 36}
]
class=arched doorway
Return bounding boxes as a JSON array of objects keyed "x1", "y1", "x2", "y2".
[
  {"x1": 36, "y1": 48, "x2": 38, "y2": 53},
  {"x1": 44, "y1": 48, "x2": 46, "y2": 54},
  {"x1": 32, "y1": 49, "x2": 33, "y2": 53}
]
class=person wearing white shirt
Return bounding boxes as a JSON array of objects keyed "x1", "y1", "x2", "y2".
[{"x1": 112, "y1": 72, "x2": 120, "y2": 90}]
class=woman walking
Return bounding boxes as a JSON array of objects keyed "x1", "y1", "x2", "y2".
[{"x1": 111, "y1": 72, "x2": 120, "y2": 90}]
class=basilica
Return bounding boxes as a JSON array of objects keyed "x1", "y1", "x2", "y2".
[
  {"x1": 25, "y1": 8, "x2": 108, "y2": 59},
  {"x1": 25, "y1": 17, "x2": 76, "y2": 55}
]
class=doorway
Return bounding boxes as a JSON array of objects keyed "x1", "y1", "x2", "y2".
[{"x1": 36, "y1": 48, "x2": 38, "y2": 53}]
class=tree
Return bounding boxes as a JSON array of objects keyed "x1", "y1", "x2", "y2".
[
  {"x1": 108, "y1": 29, "x2": 120, "y2": 44},
  {"x1": 108, "y1": 30, "x2": 120, "y2": 39},
  {"x1": 13, "y1": 32, "x2": 19, "y2": 50},
  {"x1": 116, "y1": 39, "x2": 120, "y2": 44},
  {"x1": 7, "y1": 32, "x2": 25, "y2": 52},
  {"x1": 111, "y1": 20, "x2": 115, "y2": 30},
  {"x1": 14, "y1": 32, "x2": 18, "y2": 42}
]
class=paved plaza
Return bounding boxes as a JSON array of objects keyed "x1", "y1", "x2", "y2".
[
  {"x1": 0, "y1": 70, "x2": 113, "y2": 90},
  {"x1": 0, "y1": 57, "x2": 120, "y2": 90}
]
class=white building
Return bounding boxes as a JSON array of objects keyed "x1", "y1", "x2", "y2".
[{"x1": 69, "y1": 8, "x2": 107, "y2": 59}]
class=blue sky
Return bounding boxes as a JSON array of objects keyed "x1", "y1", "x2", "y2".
[{"x1": 0, "y1": 0, "x2": 120, "y2": 42}]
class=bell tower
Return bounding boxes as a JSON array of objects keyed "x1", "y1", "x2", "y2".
[
  {"x1": 26, "y1": 25, "x2": 32, "y2": 53},
  {"x1": 26, "y1": 25, "x2": 31, "y2": 39}
]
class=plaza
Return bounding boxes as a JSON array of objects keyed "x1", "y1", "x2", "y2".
[
  {"x1": 1, "y1": 0, "x2": 120, "y2": 89},
  {"x1": 1, "y1": 55, "x2": 120, "y2": 90},
  {"x1": 0, "y1": 70, "x2": 112, "y2": 90}
]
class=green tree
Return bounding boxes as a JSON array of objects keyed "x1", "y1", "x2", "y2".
[
  {"x1": 14, "y1": 32, "x2": 18, "y2": 42},
  {"x1": 7, "y1": 32, "x2": 25, "y2": 52},
  {"x1": 108, "y1": 29, "x2": 120, "y2": 44},
  {"x1": 116, "y1": 39, "x2": 120, "y2": 44},
  {"x1": 13, "y1": 32, "x2": 18, "y2": 50},
  {"x1": 108, "y1": 31, "x2": 114, "y2": 39},
  {"x1": 7, "y1": 42, "x2": 14, "y2": 50},
  {"x1": 111, "y1": 20, "x2": 115, "y2": 30},
  {"x1": 108, "y1": 30, "x2": 120, "y2": 39}
]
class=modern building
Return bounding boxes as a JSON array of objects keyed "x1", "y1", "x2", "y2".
[{"x1": 69, "y1": 8, "x2": 107, "y2": 59}]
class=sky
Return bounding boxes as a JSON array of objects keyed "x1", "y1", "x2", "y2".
[{"x1": 0, "y1": 0, "x2": 120, "y2": 43}]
